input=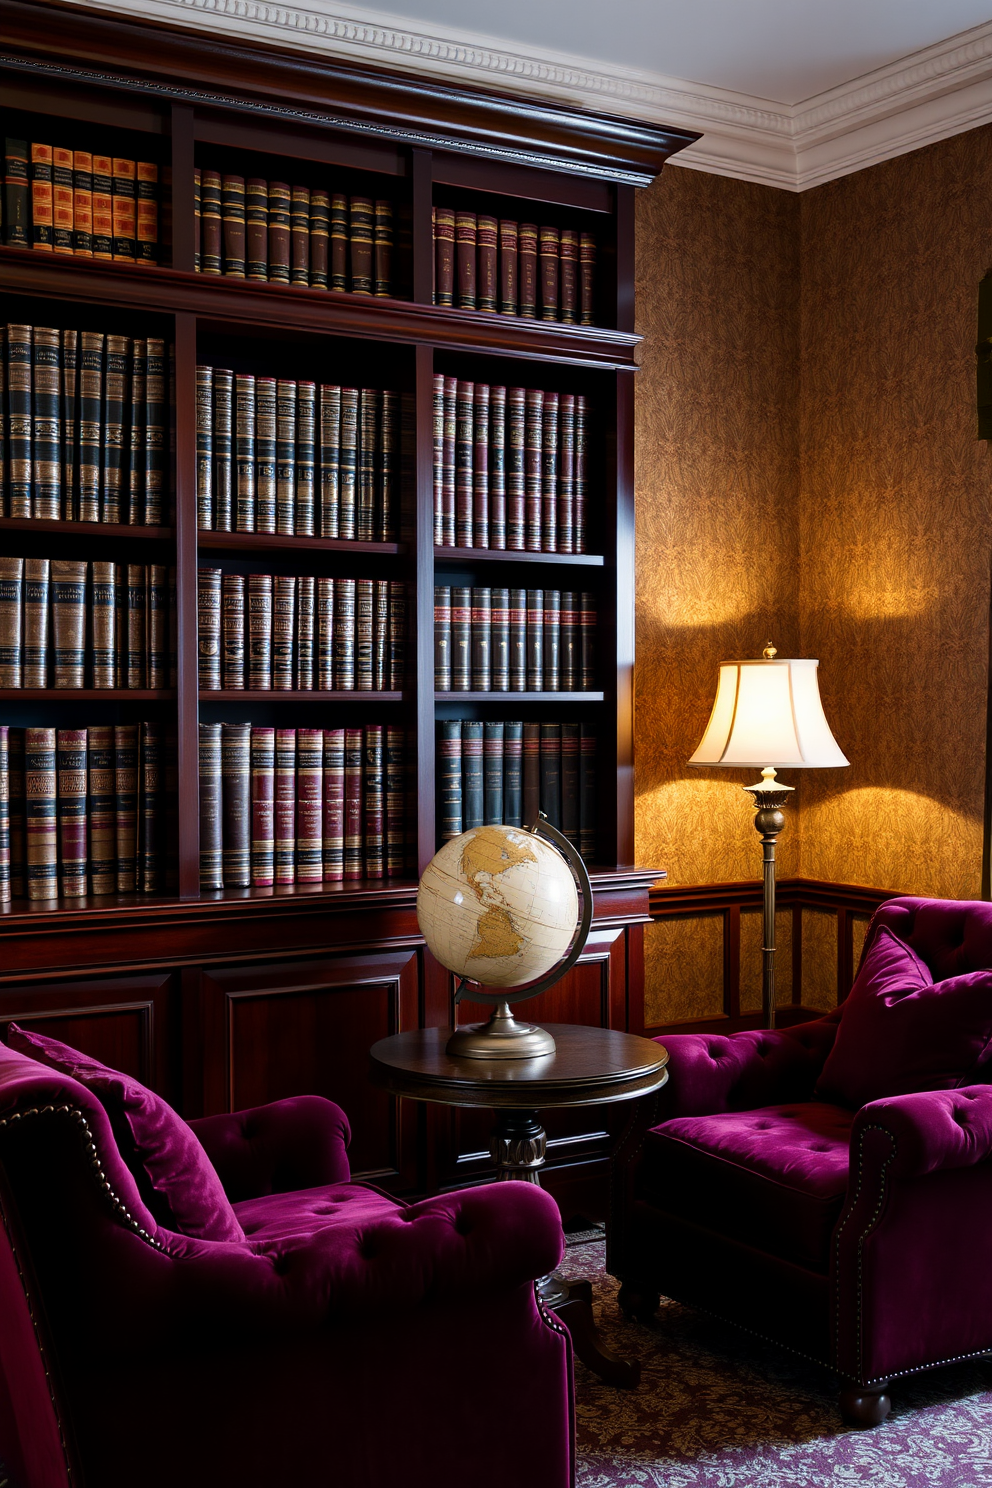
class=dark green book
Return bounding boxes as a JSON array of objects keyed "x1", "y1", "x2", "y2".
[
  {"x1": 463, "y1": 720, "x2": 483, "y2": 831},
  {"x1": 504, "y1": 720, "x2": 523, "y2": 828},
  {"x1": 438, "y1": 720, "x2": 462, "y2": 842},
  {"x1": 483, "y1": 720, "x2": 503, "y2": 826}
]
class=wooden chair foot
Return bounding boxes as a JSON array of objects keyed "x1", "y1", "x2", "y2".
[
  {"x1": 839, "y1": 1383, "x2": 892, "y2": 1427},
  {"x1": 617, "y1": 1283, "x2": 660, "y2": 1325},
  {"x1": 556, "y1": 1288, "x2": 642, "y2": 1388}
]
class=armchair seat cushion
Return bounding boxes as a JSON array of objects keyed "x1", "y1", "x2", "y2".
[
  {"x1": 235, "y1": 1182, "x2": 403, "y2": 1244},
  {"x1": 641, "y1": 1102, "x2": 855, "y2": 1271}
]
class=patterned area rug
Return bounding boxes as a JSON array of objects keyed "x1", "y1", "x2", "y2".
[{"x1": 559, "y1": 1241, "x2": 992, "y2": 1487}]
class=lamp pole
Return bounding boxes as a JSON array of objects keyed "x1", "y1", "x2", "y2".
[{"x1": 743, "y1": 766, "x2": 792, "y2": 1031}]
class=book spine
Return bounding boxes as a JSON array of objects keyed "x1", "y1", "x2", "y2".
[
  {"x1": 221, "y1": 572, "x2": 245, "y2": 689},
  {"x1": 193, "y1": 167, "x2": 201, "y2": 270},
  {"x1": 8, "y1": 731, "x2": 24, "y2": 898},
  {"x1": 499, "y1": 219, "x2": 518, "y2": 315},
  {"x1": 557, "y1": 393, "x2": 575, "y2": 554},
  {"x1": 379, "y1": 389, "x2": 398, "y2": 541},
  {"x1": 273, "y1": 574, "x2": 296, "y2": 691},
  {"x1": 462, "y1": 721, "x2": 483, "y2": 831},
  {"x1": 373, "y1": 578, "x2": 389, "y2": 690},
  {"x1": 290, "y1": 184, "x2": 310, "y2": 286},
  {"x1": 580, "y1": 234, "x2": 597, "y2": 326},
  {"x1": 126, "y1": 562, "x2": 147, "y2": 688},
  {"x1": 22, "y1": 558, "x2": 49, "y2": 688},
  {"x1": 196, "y1": 364, "x2": 213, "y2": 528},
  {"x1": 296, "y1": 574, "x2": 315, "y2": 689},
  {"x1": 295, "y1": 727, "x2": 323, "y2": 883},
  {"x1": 246, "y1": 177, "x2": 268, "y2": 280},
  {"x1": 491, "y1": 587, "x2": 510, "y2": 692},
  {"x1": 526, "y1": 589, "x2": 544, "y2": 692},
  {"x1": 451, "y1": 585, "x2": 471, "y2": 692},
  {"x1": 3, "y1": 139, "x2": 29, "y2": 248},
  {"x1": 504, "y1": 720, "x2": 523, "y2": 827},
  {"x1": 579, "y1": 725, "x2": 597, "y2": 859},
  {"x1": 25, "y1": 728, "x2": 57, "y2": 900},
  {"x1": 574, "y1": 394, "x2": 587, "y2": 552},
  {"x1": 274, "y1": 728, "x2": 296, "y2": 884},
  {"x1": 509, "y1": 587, "x2": 527, "y2": 692},
  {"x1": 138, "y1": 722, "x2": 162, "y2": 891},
  {"x1": 317, "y1": 576, "x2": 334, "y2": 689},
  {"x1": 506, "y1": 386, "x2": 526, "y2": 551},
  {"x1": 221, "y1": 722, "x2": 251, "y2": 887},
  {"x1": 580, "y1": 591, "x2": 597, "y2": 689},
  {"x1": 374, "y1": 198, "x2": 392, "y2": 297},
  {"x1": 52, "y1": 560, "x2": 86, "y2": 688},
  {"x1": 339, "y1": 388, "x2": 358, "y2": 540},
  {"x1": 136, "y1": 161, "x2": 159, "y2": 267},
  {"x1": 114, "y1": 723, "x2": 138, "y2": 892},
  {"x1": 472, "y1": 382, "x2": 490, "y2": 549},
  {"x1": 275, "y1": 378, "x2": 296, "y2": 535},
  {"x1": 30, "y1": 143, "x2": 53, "y2": 251},
  {"x1": 434, "y1": 205, "x2": 454, "y2": 307},
  {"x1": 235, "y1": 372, "x2": 256, "y2": 532},
  {"x1": 254, "y1": 376, "x2": 277, "y2": 534},
  {"x1": 489, "y1": 384, "x2": 507, "y2": 550},
  {"x1": 86, "y1": 725, "x2": 114, "y2": 894},
  {"x1": 432, "y1": 372, "x2": 446, "y2": 544},
  {"x1": 438, "y1": 720, "x2": 462, "y2": 841},
  {"x1": 221, "y1": 173, "x2": 246, "y2": 277},
  {"x1": 561, "y1": 591, "x2": 579, "y2": 693},
  {"x1": 72, "y1": 150, "x2": 93, "y2": 257},
  {"x1": 7, "y1": 324, "x2": 33, "y2": 518},
  {"x1": 145, "y1": 336, "x2": 165, "y2": 527},
  {"x1": 77, "y1": 331, "x2": 103, "y2": 522},
  {"x1": 310, "y1": 188, "x2": 329, "y2": 289},
  {"x1": 198, "y1": 723, "x2": 223, "y2": 889},
  {"x1": 539, "y1": 721, "x2": 561, "y2": 829},
  {"x1": 52, "y1": 146, "x2": 74, "y2": 256},
  {"x1": 113, "y1": 562, "x2": 126, "y2": 686},
  {"x1": 363, "y1": 724, "x2": 384, "y2": 879},
  {"x1": 561, "y1": 721, "x2": 580, "y2": 848},
  {"x1": 434, "y1": 585, "x2": 451, "y2": 691},
  {"x1": 87, "y1": 154, "x2": 112, "y2": 261},
  {"x1": 471, "y1": 586, "x2": 491, "y2": 691},
  {"x1": 442, "y1": 376, "x2": 457, "y2": 547},
  {"x1": 541, "y1": 389, "x2": 558, "y2": 552},
  {"x1": 250, "y1": 726, "x2": 275, "y2": 886},
  {"x1": 319, "y1": 384, "x2": 341, "y2": 538},
  {"x1": 483, "y1": 720, "x2": 503, "y2": 825},
  {"x1": 539, "y1": 225, "x2": 559, "y2": 321},
  {"x1": 0, "y1": 325, "x2": 5, "y2": 517},
  {"x1": 330, "y1": 193, "x2": 348, "y2": 291},
  {"x1": 147, "y1": 563, "x2": 168, "y2": 688},
  {"x1": 477, "y1": 214, "x2": 497, "y2": 312},
  {"x1": 544, "y1": 589, "x2": 561, "y2": 692},
  {"x1": 197, "y1": 567, "x2": 222, "y2": 690},
  {"x1": 455, "y1": 380, "x2": 474, "y2": 548},
  {"x1": 385, "y1": 726, "x2": 406, "y2": 877},
  {"x1": 524, "y1": 388, "x2": 543, "y2": 552},
  {"x1": 268, "y1": 181, "x2": 291, "y2": 283},
  {"x1": 111, "y1": 157, "x2": 136, "y2": 261},
  {"x1": 248, "y1": 573, "x2": 273, "y2": 690},
  {"x1": 0, "y1": 729, "x2": 12, "y2": 902},
  {"x1": 102, "y1": 334, "x2": 129, "y2": 524},
  {"x1": 357, "y1": 387, "x2": 378, "y2": 542},
  {"x1": 201, "y1": 168, "x2": 222, "y2": 273},
  {"x1": 61, "y1": 327, "x2": 79, "y2": 519},
  {"x1": 346, "y1": 576, "x2": 367, "y2": 690},
  {"x1": 560, "y1": 229, "x2": 579, "y2": 324},
  {"x1": 126, "y1": 338, "x2": 147, "y2": 524},
  {"x1": 350, "y1": 196, "x2": 374, "y2": 294},
  {"x1": 519, "y1": 222, "x2": 538, "y2": 318},
  {"x1": 0, "y1": 558, "x2": 23, "y2": 687},
  {"x1": 388, "y1": 580, "x2": 406, "y2": 691},
  {"x1": 344, "y1": 727, "x2": 363, "y2": 879},
  {"x1": 32, "y1": 326, "x2": 61, "y2": 519},
  {"x1": 455, "y1": 211, "x2": 477, "y2": 310},
  {"x1": 322, "y1": 727, "x2": 345, "y2": 882},
  {"x1": 296, "y1": 381, "x2": 316, "y2": 537},
  {"x1": 90, "y1": 561, "x2": 114, "y2": 688},
  {"x1": 213, "y1": 368, "x2": 234, "y2": 531}
]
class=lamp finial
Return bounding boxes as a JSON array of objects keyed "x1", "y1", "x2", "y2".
[{"x1": 762, "y1": 641, "x2": 777, "y2": 659}]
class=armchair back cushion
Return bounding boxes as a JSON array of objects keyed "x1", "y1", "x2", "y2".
[
  {"x1": 7, "y1": 1023, "x2": 244, "y2": 1243},
  {"x1": 814, "y1": 927, "x2": 992, "y2": 1109}
]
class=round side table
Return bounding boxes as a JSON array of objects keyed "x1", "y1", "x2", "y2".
[{"x1": 369, "y1": 1023, "x2": 668, "y2": 1388}]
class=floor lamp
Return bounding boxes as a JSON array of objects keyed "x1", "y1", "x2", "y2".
[{"x1": 689, "y1": 644, "x2": 849, "y2": 1030}]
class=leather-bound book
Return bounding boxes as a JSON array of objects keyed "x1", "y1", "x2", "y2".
[
  {"x1": 543, "y1": 590, "x2": 561, "y2": 691},
  {"x1": 295, "y1": 381, "x2": 316, "y2": 536},
  {"x1": 72, "y1": 150, "x2": 93, "y2": 257},
  {"x1": 558, "y1": 231, "x2": 579, "y2": 325},
  {"x1": 539, "y1": 721, "x2": 561, "y2": 828},
  {"x1": 25, "y1": 728, "x2": 57, "y2": 900},
  {"x1": 330, "y1": 194, "x2": 348, "y2": 290},
  {"x1": 30, "y1": 143, "x2": 53, "y2": 251},
  {"x1": 290, "y1": 184, "x2": 310, "y2": 285},
  {"x1": 295, "y1": 574, "x2": 314, "y2": 689},
  {"x1": 197, "y1": 723, "x2": 223, "y2": 889},
  {"x1": 580, "y1": 591, "x2": 597, "y2": 689},
  {"x1": 193, "y1": 167, "x2": 201, "y2": 270},
  {"x1": 322, "y1": 728, "x2": 345, "y2": 882},
  {"x1": 455, "y1": 380, "x2": 474, "y2": 548},
  {"x1": 246, "y1": 178, "x2": 268, "y2": 280},
  {"x1": 518, "y1": 223, "x2": 538, "y2": 318},
  {"x1": 503, "y1": 720, "x2": 523, "y2": 828},
  {"x1": 471, "y1": 586, "x2": 491, "y2": 691},
  {"x1": 462, "y1": 721, "x2": 483, "y2": 831},
  {"x1": 373, "y1": 579, "x2": 389, "y2": 691},
  {"x1": 273, "y1": 574, "x2": 296, "y2": 691},
  {"x1": 126, "y1": 563, "x2": 147, "y2": 689},
  {"x1": 432, "y1": 373, "x2": 445, "y2": 545},
  {"x1": 385, "y1": 726, "x2": 405, "y2": 877},
  {"x1": 196, "y1": 364, "x2": 213, "y2": 528},
  {"x1": 296, "y1": 727, "x2": 323, "y2": 883},
  {"x1": 86, "y1": 725, "x2": 114, "y2": 893},
  {"x1": 126, "y1": 338, "x2": 147, "y2": 524},
  {"x1": 7, "y1": 323, "x2": 33, "y2": 518},
  {"x1": 113, "y1": 562, "x2": 126, "y2": 687},
  {"x1": 23, "y1": 558, "x2": 49, "y2": 688},
  {"x1": 102, "y1": 334, "x2": 130, "y2": 524},
  {"x1": 574, "y1": 394, "x2": 587, "y2": 552},
  {"x1": 451, "y1": 585, "x2": 471, "y2": 692},
  {"x1": 363, "y1": 724, "x2": 384, "y2": 879},
  {"x1": 472, "y1": 382, "x2": 490, "y2": 549},
  {"x1": 32, "y1": 326, "x2": 61, "y2": 519},
  {"x1": 491, "y1": 587, "x2": 510, "y2": 692},
  {"x1": 255, "y1": 376, "x2": 277, "y2": 534},
  {"x1": 51, "y1": 560, "x2": 86, "y2": 688},
  {"x1": 477, "y1": 215, "x2": 497, "y2": 312},
  {"x1": 355, "y1": 578, "x2": 374, "y2": 691},
  {"x1": 374, "y1": 199, "x2": 392, "y2": 296},
  {"x1": 0, "y1": 558, "x2": 23, "y2": 686},
  {"x1": 434, "y1": 206, "x2": 455, "y2": 306},
  {"x1": 221, "y1": 572, "x2": 245, "y2": 689},
  {"x1": 506, "y1": 386, "x2": 526, "y2": 551},
  {"x1": 8, "y1": 731, "x2": 25, "y2": 898},
  {"x1": 77, "y1": 330, "x2": 103, "y2": 522},
  {"x1": 221, "y1": 722, "x2": 251, "y2": 887},
  {"x1": 526, "y1": 589, "x2": 544, "y2": 692},
  {"x1": 343, "y1": 728, "x2": 363, "y2": 879},
  {"x1": 247, "y1": 573, "x2": 273, "y2": 690},
  {"x1": 455, "y1": 211, "x2": 477, "y2": 310},
  {"x1": 212, "y1": 367, "x2": 234, "y2": 531},
  {"x1": 509, "y1": 587, "x2": 527, "y2": 692},
  {"x1": 88, "y1": 155, "x2": 113, "y2": 261},
  {"x1": 441, "y1": 375, "x2": 457, "y2": 547},
  {"x1": 483, "y1": 720, "x2": 503, "y2": 825},
  {"x1": 339, "y1": 388, "x2": 359, "y2": 540},
  {"x1": 197, "y1": 566, "x2": 222, "y2": 690},
  {"x1": 560, "y1": 722, "x2": 580, "y2": 846},
  {"x1": 267, "y1": 181, "x2": 291, "y2": 282},
  {"x1": 221, "y1": 174, "x2": 246, "y2": 277},
  {"x1": 114, "y1": 723, "x2": 138, "y2": 892},
  {"x1": 438, "y1": 720, "x2": 462, "y2": 841},
  {"x1": 379, "y1": 389, "x2": 398, "y2": 541},
  {"x1": 147, "y1": 564, "x2": 168, "y2": 689},
  {"x1": 136, "y1": 161, "x2": 158, "y2": 266},
  {"x1": 138, "y1": 721, "x2": 163, "y2": 891},
  {"x1": 0, "y1": 728, "x2": 10, "y2": 903},
  {"x1": 250, "y1": 726, "x2": 275, "y2": 886},
  {"x1": 541, "y1": 389, "x2": 559, "y2": 552},
  {"x1": 557, "y1": 394, "x2": 575, "y2": 554},
  {"x1": 273, "y1": 723, "x2": 297, "y2": 880},
  {"x1": 499, "y1": 220, "x2": 518, "y2": 314},
  {"x1": 560, "y1": 591, "x2": 579, "y2": 693},
  {"x1": 489, "y1": 385, "x2": 507, "y2": 550},
  {"x1": 3, "y1": 140, "x2": 29, "y2": 248},
  {"x1": 579, "y1": 726, "x2": 597, "y2": 859},
  {"x1": 579, "y1": 234, "x2": 597, "y2": 325},
  {"x1": 90, "y1": 561, "x2": 115, "y2": 688},
  {"x1": 111, "y1": 157, "x2": 136, "y2": 260},
  {"x1": 144, "y1": 337, "x2": 166, "y2": 526},
  {"x1": 61, "y1": 327, "x2": 79, "y2": 519},
  {"x1": 200, "y1": 169, "x2": 222, "y2": 273},
  {"x1": 235, "y1": 372, "x2": 256, "y2": 532},
  {"x1": 434, "y1": 585, "x2": 451, "y2": 691},
  {"x1": 319, "y1": 384, "x2": 341, "y2": 537},
  {"x1": 334, "y1": 577, "x2": 356, "y2": 690},
  {"x1": 275, "y1": 378, "x2": 296, "y2": 535},
  {"x1": 388, "y1": 580, "x2": 406, "y2": 690},
  {"x1": 309, "y1": 188, "x2": 329, "y2": 289},
  {"x1": 357, "y1": 387, "x2": 379, "y2": 541},
  {"x1": 52, "y1": 146, "x2": 74, "y2": 255},
  {"x1": 316, "y1": 577, "x2": 334, "y2": 689},
  {"x1": 349, "y1": 197, "x2": 374, "y2": 294},
  {"x1": 524, "y1": 388, "x2": 543, "y2": 552}
]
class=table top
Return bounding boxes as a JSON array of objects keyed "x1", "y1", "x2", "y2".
[{"x1": 368, "y1": 1024, "x2": 669, "y2": 1110}]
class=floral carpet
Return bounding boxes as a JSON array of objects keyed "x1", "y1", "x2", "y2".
[{"x1": 559, "y1": 1241, "x2": 992, "y2": 1487}]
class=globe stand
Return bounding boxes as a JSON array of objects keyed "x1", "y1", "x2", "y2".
[{"x1": 444, "y1": 815, "x2": 594, "y2": 1060}]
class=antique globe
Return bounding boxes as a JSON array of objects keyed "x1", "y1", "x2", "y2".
[{"x1": 417, "y1": 818, "x2": 591, "y2": 1059}]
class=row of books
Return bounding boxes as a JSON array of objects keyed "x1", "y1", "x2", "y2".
[
  {"x1": 3, "y1": 139, "x2": 160, "y2": 263},
  {"x1": 434, "y1": 587, "x2": 596, "y2": 693},
  {"x1": 437, "y1": 719, "x2": 596, "y2": 858},
  {"x1": 194, "y1": 173, "x2": 393, "y2": 295},
  {"x1": 0, "y1": 558, "x2": 176, "y2": 690},
  {"x1": 0, "y1": 724, "x2": 175, "y2": 902},
  {"x1": 199, "y1": 723, "x2": 409, "y2": 888},
  {"x1": 195, "y1": 368, "x2": 398, "y2": 540},
  {"x1": 1, "y1": 324, "x2": 169, "y2": 524},
  {"x1": 198, "y1": 570, "x2": 405, "y2": 692},
  {"x1": 432, "y1": 377, "x2": 588, "y2": 553},
  {"x1": 433, "y1": 209, "x2": 595, "y2": 324}
]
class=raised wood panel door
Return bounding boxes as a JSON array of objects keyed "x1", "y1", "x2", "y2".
[{"x1": 197, "y1": 949, "x2": 420, "y2": 1189}]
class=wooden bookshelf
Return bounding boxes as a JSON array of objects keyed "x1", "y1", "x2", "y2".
[{"x1": 0, "y1": 0, "x2": 690, "y2": 1206}]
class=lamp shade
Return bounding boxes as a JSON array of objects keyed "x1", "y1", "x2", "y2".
[{"x1": 689, "y1": 657, "x2": 849, "y2": 769}]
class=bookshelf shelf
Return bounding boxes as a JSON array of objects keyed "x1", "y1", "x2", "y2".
[
  {"x1": 433, "y1": 547, "x2": 605, "y2": 568},
  {"x1": 434, "y1": 692, "x2": 605, "y2": 703},
  {"x1": 199, "y1": 532, "x2": 403, "y2": 557},
  {"x1": 199, "y1": 690, "x2": 405, "y2": 702},
  {"x1": 0, "y1": 518, "x2": 175, "y2": 543},
  {"x1": 0, "y1": 689, "x2": 177, "y2": 702}
]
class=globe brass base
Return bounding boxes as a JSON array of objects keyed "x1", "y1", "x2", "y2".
[{"x1": 446, "y1": 1002, "x2": 557, "y2": 1060}]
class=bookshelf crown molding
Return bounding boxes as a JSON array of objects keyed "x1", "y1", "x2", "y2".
[{"x1": 61, "y1": 0, "x2": 992, "y2": 190}]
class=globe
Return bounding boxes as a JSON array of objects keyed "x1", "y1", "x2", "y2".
[{"x1": 417, "y1": 824, "x2": 579, "y2": 991}]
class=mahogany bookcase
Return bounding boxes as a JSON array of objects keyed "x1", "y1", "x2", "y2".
[{"x1": 0, "y1": 0, "x2": 693, "y2": 1208}]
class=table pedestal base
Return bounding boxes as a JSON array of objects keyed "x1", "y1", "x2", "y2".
[{"x1": 490, "y1": 1109, "x2": 641, "y2": 1389}]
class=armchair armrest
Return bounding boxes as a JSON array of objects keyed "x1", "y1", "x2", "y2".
[
  {"x1": 851, "y1": 1085, "x2": 992, "y2": 1180},
  {"x1": 655, "y1": 1018, "x2": 840, "y2": 1119},
  {"x1": 190, "y1": 1096, "x2": 351, "y2": 1201}
]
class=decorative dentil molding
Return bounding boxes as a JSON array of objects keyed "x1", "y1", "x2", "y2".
[{"x1": 63, "y1": 0, "x2": 992, "y2": 190}]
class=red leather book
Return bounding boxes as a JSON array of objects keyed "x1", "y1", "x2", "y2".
[
  {"x1": 518, "y1": 223, "x2": 538, "y2": 318},
  {"x1": 489, "y1": 384, "x2": 507, "y2": 550},
  {"x1": 322, "y1": 728, "x2": 345, "y2": 882},
  {"x1": 72, "y1": 149, "x2": 93, "y2": 257},
  {"x1": 52, "y1": 146, "x2": 74, "y2": 256},
  {"x1": 364, "y1": 724, "x2": 384, "y2": 880},
  {"x1": 557, "y1": 393, "x2": 575, "y2": 554},
  {"x1": 524, "y1": 388, "x2": 543, "y2": 552},
  {"x1": 442, "y1": 375, "x2": 457, "y2": 546},
  {"x1": 541, "y1": 390, "x2": 559, "y2": 552},
  {"x1": 250, "y1": 726, "x2": 274, "y2": 886},
  {"x1": 455, "y1": 211, "x2": 477, "y2": 310},
  {"x1": 472, "y1": 382, "x2": 490, "y2": 549},
  {"x1": 455, "y1": 380, "x2": 474, "y2": 547},
  {"x1": 344, "y1": 727, "x2": 363, "y2": 880},
  {"x1": 135, "y1": 161, "x2": 158, "y2": 267},
  {"x1": 499, "y1": 219, "x2": 518, "y2": 314},
  {"x1": 432, "y1": 373, "x2": 445, "y2": 545},
  {"x1": 580, "y1": 234, "x2": 596, "y2": 325},
  {"x1": 274, "y1": 727, "x2": 296, "y2": 884},
  {"x1": 434, "y1": 205, "x2": 455, "y2": 306},
  {"x1": 506, "y1": 387, "x2": 526, "y2": 551},
  {"x1": 539, "y1": 225, "x2": 559, "y2": 321},
  {"x1": 112, "y1": 158, "x2": 136, "y2": 261},
  {"x1": 296, "y1": 727, "x2": 323, "y2": 883},
  {"x1": 57, "y1": 729, "x2": 87, "y2": 898},
  {"x1": 560, "y1": 229, "x2": 579, "y2": 324},
  {"x1": 477, "y1": 215, "x2": 497, "y2": 312},
  {"x1": 574, "y1": 394, "x2": 588, "y2": 553}
]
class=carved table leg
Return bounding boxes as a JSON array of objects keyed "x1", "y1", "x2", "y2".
[{"x1": 489, "y1": 1108, "x2": 642, "y2": 1388}]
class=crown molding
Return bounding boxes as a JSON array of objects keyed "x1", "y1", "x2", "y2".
[{"x1": 60, "y1": 0, "x2": 992, "y2": 190}]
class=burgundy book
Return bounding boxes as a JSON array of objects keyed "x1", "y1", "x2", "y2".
[
  {"x1": 524, "y1": 388, "x2": 543, "y2": 552},
  {"x1": 432, "y1": 373, "x2": 445, "y2": 545},
  {"x1": 518, "y1": 223, "x2": 538, "y2": 318},
  {"x1": 489, "y1": 384, "x2": 507, "y2": 550},
  {"x1": 499, "y1": 220, "x2": 518, "y2": 315},
  {"x1": 574, "y1": 394, "x2": 588, "y2": 553},
  {"x1": 274, "y1": 727, "x2": 296, "y2": 884},
  {"x1": 290, "y1": 184, "x2": 310, "y2": 286},
  {"x1": 560, "y1": 229, "x2": 579, "y2": 324},
  {"x1": 580, "y1": 234, "x2": 596, "y2": 325},
  {"x1": 322, "y1": 728, "x2": 345, "y2": 882},
  {"x1": 250, "y1": 726, "x2": 275, "y2": 886},
  {"x1": 472, "y1": 382, "x2": 490, "y2": 550},
  {"x1": 374, "y1": 199, "x2": 392, "y2": 296},
  {"x1": 221, "y1": 174, "x2": 246, "y2": 277},
  {"x1": 506, "y1": 387, "x2": 526, "y2": 551},
  {"x1": 344, "y1": 726, "x2": 363, "y2": 880},
  {"x1": 246, "y1": 177, "x2": 268, "y2": 280},
  {"x1": 57, "y1": 729, "x2": 87, "y2": 898},
  {"x1": 434, "y1": 205, "x2": 455, "y2": 307},
  {"x1": 477, "y1": 215, "x2": 497, "y2": 312},
  {"x1": 363, "y1": 724, "x2": 384, "y2": 880},
  {"x1": 539, "y1": 225, "x2": 559, "y2": 321},
  {"x1": 455, "y1": 211, "x2": 477, "y2": 310},
  {"x1": 330, "y1": 193, "x2": 348, "y2": 290},
  {"x1": 541, "y1": 389, "x2": 559, "y2": 553},
  {"x1": 557, "y1": 393, "x2": 575, "y2": 554},
  {"x1": 442, "y1": 375, "x2": 457, "y2": 547},
  {"x1": 296, "y1": 727, "x2": 323, "y2": 884},
  {"x1": 455, "y1": 380, "x2": 475, "y2": 548}
]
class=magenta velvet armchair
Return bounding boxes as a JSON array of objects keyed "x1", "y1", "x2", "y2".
[
  {"x1": 0, "y1": 1040, "x2": 574, "y2": 1488},
  {"x1": 609, "y1": 896, "x2": 992, "y2": 1426}
]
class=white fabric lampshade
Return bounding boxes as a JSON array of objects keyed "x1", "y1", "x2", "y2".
[{"x1": 689, "y1": 657, "x2": 849, "y2": 769}]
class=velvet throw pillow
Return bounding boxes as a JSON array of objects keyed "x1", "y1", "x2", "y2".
[
  {"x1": 8, "y1": 1024, "x2": 244, "y2": 1243},
  {"x1": 815, "y1": 926, "x2": 992, "y2": 1109}
]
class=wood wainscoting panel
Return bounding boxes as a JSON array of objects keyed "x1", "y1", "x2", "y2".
[
  {"x1": 644, "y1": 913, "x2": 724, "y2": 1025},
  {"x1": 739, "y1": 908, "x2": 794, "y2": 1011},
  {"x1": 800, "y1": 909, "x2": 838, "y2": 1011}
]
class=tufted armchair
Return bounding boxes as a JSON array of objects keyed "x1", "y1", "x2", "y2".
[
  {"x1": 0, "y1": 1038, "x2": 573, "y2": 1488},
  {"x1": 609, "y1": 896, "x2": 992, "y2": 1425}
]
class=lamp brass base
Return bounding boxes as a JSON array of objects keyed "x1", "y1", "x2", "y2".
[{"x1": 446, "y1": 1003, "x2": 556, "y2": 1060}]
